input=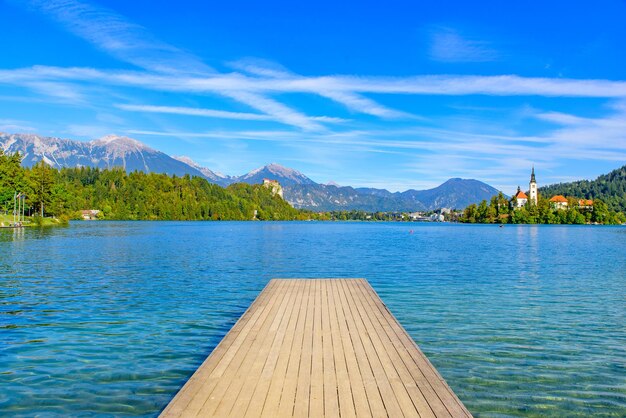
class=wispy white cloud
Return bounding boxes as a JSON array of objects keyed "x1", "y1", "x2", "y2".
[
  {"x1": 23, "y1": 80, "x2": 84, "y2": 103},
  {"x1": 429, "y1": 27, "x2": 497, "y2": 63},
  {"x1": 220, "y1": 90, "x2": 323, "y2": 131},
  {"x1": 23, "y1": 0, "x2": 211, "y2": 75},
  {"x1": 315, "y1": 90, "x2": 412, "y2": 119},
  {"x1": 5, "y1": 66, "x2": 626, "y2": 99},
  {"x1": 523, "y1": 105, "x2": 626, "y2": 161},
  {"x1": 309, "y1": 116, "x2": 350, "y2": 123},
  {"x1": 117, "y1": 103, "x2": 350, "y2": 124},
  {"x1": 0, "y1": 119, "x2": 36, "y2": 133},
  {"x1": 232, "y1": 60, "x2": 411, "y2": 118},
  {"x1": 117, "y1": 104, "x2": 273, "y2": 121}
]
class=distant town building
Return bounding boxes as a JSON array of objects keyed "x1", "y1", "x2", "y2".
[
  {"x1": 262, "y1": 178, "x2": 284, "y2": 199},
  {"x1": 80, "y1": 210, "x2": 100, "y2": 220},
  {"x1": 408, "y1": 212, "x2": 422, "y2": 220},
  {"x1": 513, "y1": 187, "x2": 528, "y2": 208},
  {"x1": 430, "y1": 213, "x2": 445, "y2": 222},
  {"x1": 549, "y1": 195, "x2": 568, "y2": 210},
  {"x1": 408, "y1": 212, "x2": 431, "y2": 221}
]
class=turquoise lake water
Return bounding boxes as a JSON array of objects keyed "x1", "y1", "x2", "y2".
[{"x1": 1, "y1": 222, "x2": 625, "y2": 417}]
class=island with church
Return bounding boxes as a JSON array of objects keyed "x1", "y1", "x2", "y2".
[{"x1": 460, "y1": 167, "x2": 625, "y2": 224}]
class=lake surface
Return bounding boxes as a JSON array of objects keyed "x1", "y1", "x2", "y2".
[{"x1": 1, "y1": 222, "x2": 625, "y2": 417}]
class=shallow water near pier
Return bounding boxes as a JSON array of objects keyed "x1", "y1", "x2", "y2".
[{"x1": 1, "y1": 222, "x2": 625, "y2": 417}]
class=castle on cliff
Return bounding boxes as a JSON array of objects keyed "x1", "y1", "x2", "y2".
[{"x1": 263, "y1": 178, "x2": 284, "y2": 199}]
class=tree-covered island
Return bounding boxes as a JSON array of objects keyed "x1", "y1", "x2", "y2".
[{"x1": 460, "y1": 192, "x2": 625, "y2": 225}]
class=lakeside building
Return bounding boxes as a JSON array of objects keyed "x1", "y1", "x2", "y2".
[
  {"x1": 80, "y1": 210, "x2": 100, "y2": 220},
  {"x1": 578, "y1": 199, "x2": 594, "y2": 210},
  {"x1": 549, "y1": 195, "x2": 569, "y2": 210}
]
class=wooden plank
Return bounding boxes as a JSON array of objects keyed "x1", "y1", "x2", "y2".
[
  {"x1": 292, "y1": 279, "x2": 316, "y2": 417},
  {"x1": 368, "y1": 281, "x2": 471, "y2": 417},
  {"x1": 333, "y1": 280, "x2": 390, "y2": 418},
  {"x1": 197, "y1": 280, "x2": 294, "y2": 416},
  {"x1": 173, "y1": 279, "x2": 290, "y2": 416},
  {"x1": 328, "y1": 280, "x2": 367, "y2": 418},
  {"x1": 160, "y1": 279, "x2": 282, "y2": 417},
  {"x1": 358, "y1": 280, "x2": 472, "y2": 418},
  {"x1": 218, "y1": 279, "x2": 300, "y2": 416},
  {"x1": 354, "y1": 280, "x2": 449, "y2": 417},
  {"x1": 261, "y1": 280, "x2": 311, "y2": 417},
  {"x1": 160, "y1": 279, "x2": 472, "y2": 418},
  {"x1": 338, "y1": 279, "x2": 409, "y2": 417},
  {"x1": 244, "y1": 277, "x2": 306, "y2": 417},
  {"x1": 349, "y1": 279, "x2": 437, "y2": 418},
  {"x1": 310, "y1": 279, "x2": 325, "y2": 417},
  {"x1": 321, "y1": 278, "x2": 340, "y2": 418}
]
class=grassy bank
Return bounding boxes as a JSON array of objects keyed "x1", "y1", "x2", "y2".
[{"x1": 0, "y1": 213, "x2": 68, "y2": 227}]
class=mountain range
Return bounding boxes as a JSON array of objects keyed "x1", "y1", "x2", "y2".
[
  {"x1": 0, "y1": 132, "x2": 502, "y2": 211},
  {"x1": 283, "y1": 179, "x2": 501, "y2": 211}
]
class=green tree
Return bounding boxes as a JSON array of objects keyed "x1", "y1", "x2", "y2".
[
  {"x1": 0, "y1": 151, "x2": 27, "y2": 212},
  {"x1": 28, "y1": 160, "x2": 55, "y2": 217},
  {"x1": 511, "y1": 207, "x2": 529, "y2": 224},
  {"x1": 461, "y1": 204, "x2": 479, "y2": 223},
  {"x1": 591, "y1": 199, "x2": 610, "y2": 224}
]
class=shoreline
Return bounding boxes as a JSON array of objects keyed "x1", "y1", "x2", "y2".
[{"x1": 58, "y1": 219, "x2": 626, "y2": 226}]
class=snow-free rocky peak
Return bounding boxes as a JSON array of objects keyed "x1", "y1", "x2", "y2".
[
  {"x1": 0, "y1": 132, "x2": 207, "y2": 178},
  {"x1": 237, "y1": 163, "x2": 316, "y2": 186},
  {"x1": 172, "y1": 155, "x2": 231, "y2": 185},
  {"x1": 91, "y1": 135, "x2": 149, "y2": 152}
]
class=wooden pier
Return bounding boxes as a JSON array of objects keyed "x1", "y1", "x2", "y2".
[{"x1": 161, "y1": 279, "x2": 471, "y2": 417}]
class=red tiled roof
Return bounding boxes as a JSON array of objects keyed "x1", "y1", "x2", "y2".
[
  {"x1": 549, "y1": 195, "x2": 568, "y2": 203},
  {"x1": 579, "y1": 199, "x2": 593, "y2": 206},
  {"x1": 514, "y1": 190, "x2": 528, "y2": 199}
]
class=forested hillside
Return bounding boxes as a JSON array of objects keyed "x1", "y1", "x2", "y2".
[
  {"x1": 539, "y1": 165, "x2": 626, "y2": 212},
  {"x1": 0, "y1": 151, "x2": 303, "y2": 221}
]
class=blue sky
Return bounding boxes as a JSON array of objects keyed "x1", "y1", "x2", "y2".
[{"x1": 1, "y1": 0, "x2": 626, "y2": 192}]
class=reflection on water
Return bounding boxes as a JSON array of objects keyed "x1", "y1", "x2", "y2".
[
  {"x1": 1, "y1": 222, "x2": 625, "y2": 417},
  {"x1": 0, "y1": 227, "x2": 24, "y2": 243}
]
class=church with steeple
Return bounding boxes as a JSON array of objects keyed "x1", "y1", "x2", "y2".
[
  {"x1": 512, "y1": 167, "x2": 538, "y2": 208},
  {"x1": 529, "y1": 167, "x2": 537, "y2": 205}
]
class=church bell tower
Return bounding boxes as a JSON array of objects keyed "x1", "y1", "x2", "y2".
[{"x1": 529, "y1": 166, "x2": 538, "y2": 205}]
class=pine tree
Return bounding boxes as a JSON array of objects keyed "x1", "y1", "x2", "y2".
[{"x1": 29, "y1": 160, "x2": 55, "y2": 217}]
